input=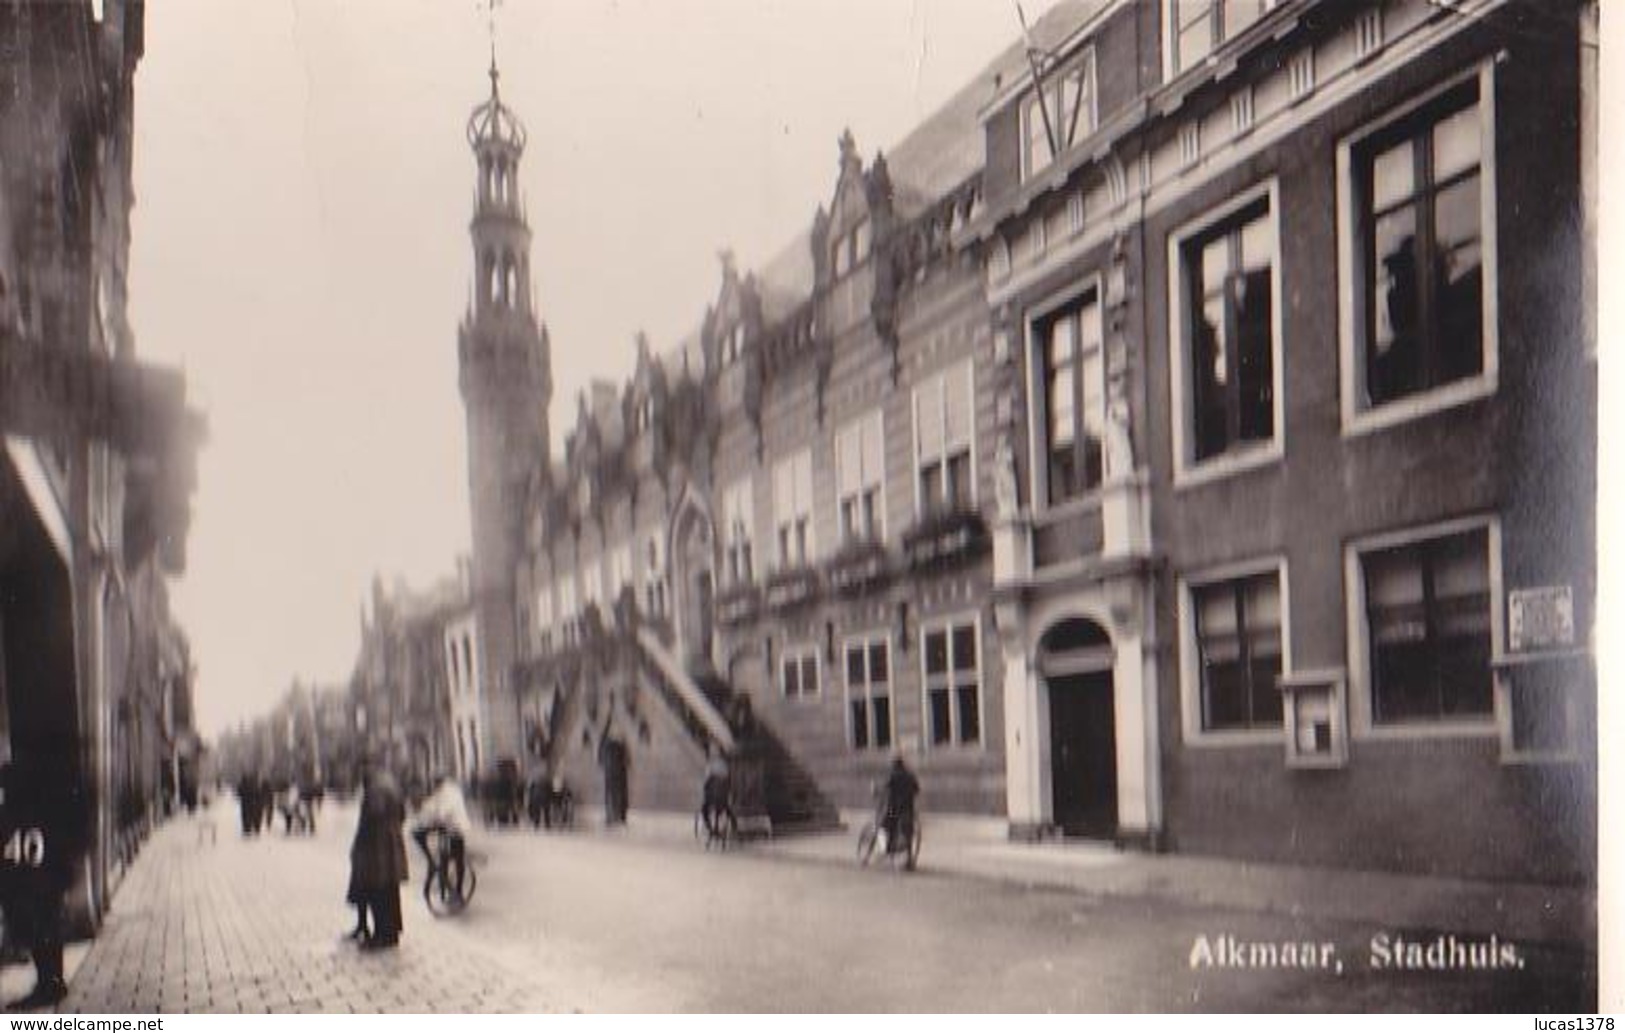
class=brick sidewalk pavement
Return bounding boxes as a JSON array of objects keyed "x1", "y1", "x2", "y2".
[{"x1": 62, "y1": 804, "x2": 556, "y2": 1014}]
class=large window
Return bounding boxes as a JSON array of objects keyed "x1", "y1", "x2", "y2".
[
  {"x1": 1169, "y1": 1, "x2": 1279, "y2": 75},
  {"x1": 558, "y1": 577, "x2": 578, "y2": 646},
  {"x1": 831, "y1": 218, "x2": 871, "y2": 280},
  {"x1": 914, "y1": 360, "x2": 975, "y2": 517},
  {"x1": 1192, "y1": 571, "x2": 1284, "y2": 731},
  {"x1": 1179, "y1": 194, "x2": 1276, "y2": 464},
  {"x1": 581, "y1": 557, "x2": 603, "y2": 613},
  {"x1": 1361, "y1": 526, "x2": 1493, "y2": 724},
  {"x1": 534, "y1": 585, "x2": 554, "y2": 651},
  {"x1": 1024, "y1": 53, "x2": 1097, "y2": 180},
  {"x1": 845, "y1": 635, "x2": 892, "y2": 751},
  {"x1": 781, "y1": 646, "x2": 820, "y2": 699},
  {"x1": 610, "y1": 545, "x2": 633, "y2": 603},
  {"x1": 836, "y1": 411, "x2": 886, "y2": 544},
  {"x1": 722, "y1": 478, "x2": 755, "y2": 586},
  {"x1": 1033, "y1": 291, "x2": 1104, "y2": 505},
  {"x1": 643, "y1": 534, "x2": 666, "y2": 618},
  {"x1": 773, "y1": 449, "x2": 815, "y2": 568},
  {"x1": 1355, "y1": 82, "x2": 1486, "y2": 411},
  {"x1": 922, "y1": 619, "x2": 981, "y2": 747}
]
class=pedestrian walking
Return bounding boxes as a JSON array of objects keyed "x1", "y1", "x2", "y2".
[
  {"x1": 235, "y1": 771, "x2": 260, "y2": 837},
  {"x1": 0, "y1": 750, "x2": 87, "y2": 1011},
  {"x1": 598, "y1": 729, "x2": 629, "y2": 826},
  {"x1": 259, "y1": 777, "x2": 278, "y2": 833},
  {"x1": 347, "y1": 762, "x2": 408, "y2": 950}
]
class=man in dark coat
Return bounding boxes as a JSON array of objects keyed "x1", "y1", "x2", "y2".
[
  {"x1": 236, "y1": 771, "x2": 259, "y2": 836},
  {"x1": 598, "y1": 732, "x2": 629, "y2": 826},
  {"x1": 0, "y1": 752, "x2": 86, "y2": 1010},
  {"x1": 348, "y1": 763, "x2": 408, "y2": 949}
]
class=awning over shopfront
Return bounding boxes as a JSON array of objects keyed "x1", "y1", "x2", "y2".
[{"x1": 0, "y1": 335, "x2": 204, "y2": 572}]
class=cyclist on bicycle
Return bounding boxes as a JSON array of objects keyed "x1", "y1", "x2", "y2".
[
  {"x1": 879, "y1": 754, "x2": 919, "y2": 854},
  {"x1": 699, "y1": 746, "x2": 731, "y2": 837},
  {"x1": 410, "y1": 773, "x2": 472, "y2": 901}
]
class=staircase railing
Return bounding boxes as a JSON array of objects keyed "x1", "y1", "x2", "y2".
[{"x1": 633, "y1": 628, "x2": 735, "y2": 755}]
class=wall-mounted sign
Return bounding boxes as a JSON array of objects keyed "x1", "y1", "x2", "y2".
[{"x1": 1509, "y1": 586, "x2": 1575, "y2": 653}]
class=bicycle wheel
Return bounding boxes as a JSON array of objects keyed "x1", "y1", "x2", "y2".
[
  {"x1": 856, "y1": 822, "x2": 878, "y2": 866},
  {"x1": 904, "y1": 820, "x2": 922, "y2": 871},
  {"x1": 423, "y1": 869, "x2": 453, "y2": 916},
  {"x1": 423, "y1": 863, "x2": 474, "y2": 917},
  {"x1": 714, "y1": 808, "x2": 739, "y2": 851}
]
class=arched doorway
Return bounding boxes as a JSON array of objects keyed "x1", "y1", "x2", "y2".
[
  {"x1": 670, "y1": 498, "x2": 716, "y2": 673},
  {"x1": 1041, "y1": 618, "x2": 1116, "y2": 838}
]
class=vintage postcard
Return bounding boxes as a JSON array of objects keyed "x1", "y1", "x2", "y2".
[{"x1": 0, "y1": 0, "x2": 1605, "y2": 1015}]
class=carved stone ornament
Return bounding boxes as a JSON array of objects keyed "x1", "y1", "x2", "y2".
[{"x1": 994, "y1": 431, "x2": 1019, "y2": 520}]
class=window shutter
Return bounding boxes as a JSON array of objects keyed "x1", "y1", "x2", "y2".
[
  {"x1": 944, "y1": 361, "x2": 974, "y2": 449},
  {"x1": 837, "y1": 424, "x2": 862, "y2": 497},
  {"x1": 775, "y1": 458, "x2": 795, "y2": 524},
  {"x1": 916, "y1": 381, "x2": 945, "y2": 459},
  {"x1": 795, "y1": 451, "x2": 814, "y2": 512},
  {"x1": 863, "y1": 411, "x2": 885, "y2": 484}
]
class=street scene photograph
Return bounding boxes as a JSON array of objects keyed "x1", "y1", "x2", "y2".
[{"x1": 0, "y1": 0, "x2": 1607, "y2": 1015}]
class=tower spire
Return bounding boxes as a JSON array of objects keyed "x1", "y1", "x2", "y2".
[{"x1": 486, "y1": 0, "x2": 502, "y2": 98}]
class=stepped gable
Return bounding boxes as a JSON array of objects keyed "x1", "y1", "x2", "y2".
[{"x1": 633, "y1": 0, "x2": 1104, "y2": 385}]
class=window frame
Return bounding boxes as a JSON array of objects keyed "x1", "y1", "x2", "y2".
[
  {"x1": 911, "y1": 358, "x2": 978, "y2": 519},
  {"x1": 535, "y1": 581, "x2": 555, "y2": 641},
  {"x1": 1021, "y1": 48, "x2": 1099, "y2": 182},
  {"x1": 1162, "y1": 0, "x2": 1283, "y2": 81},
  {"x1": 780, "y1": 644, "x2": 822, "y2": 701},
  {"x1": 1177, "y1": 556, "x2": 1292, "y2": 748},
  {"x1": 1025, "y1": 276, "x2": 1107, "y2": 513},
  {"x1": 1344, "y1": 514, "x2": 1503, "y2": 741},
  {"x1": 918, "y1": 612, "x2": 986, "y2": 751},
  {"x1": 835, "y1": 409, "x2": 888, "y2": 546},
  {"x1": 773, "y1": 448, "x2": 816, "y2": 569},
  {"x1": 843, "y1": 631, "x2": 894, "y2": 752},
  {"x1": 1167, "y1": 178, "x2": 1286, "y2": 488},
  {"x1": 610, "y1": 544, "x2": 633, "y2": 602},
  {"x1": 1337, "y1": 61, "x2": 1499, "y2": 437},
  {"x1": 830, "y1": 218, "x2": 872, "y2": 282},
  {"x1": 722, "y1": 476, "x2": 756, "y2": 587}
]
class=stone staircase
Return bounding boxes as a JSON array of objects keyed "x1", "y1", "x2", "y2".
[{"x1": 690, "y1": 672, "x2": 842, "y2": 836}]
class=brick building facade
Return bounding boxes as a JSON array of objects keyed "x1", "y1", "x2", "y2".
[
  {"x1": 0, "y1": 0, "x2": 203, "y2": 931},
  {"x1": 461, "y1": 0, "x2": 1596, "y2": 882}
]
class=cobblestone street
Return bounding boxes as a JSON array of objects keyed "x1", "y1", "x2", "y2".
[
  {"x1": 63, "y1": 804, "x2": 552, "y2": 1013},
  {"x1": 52, "y1": 799, "x2": 1594, "y2": 1013}
]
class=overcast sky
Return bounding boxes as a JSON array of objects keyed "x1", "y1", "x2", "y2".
[{"x1": 129, "y1": 0, "x2": 1063, "y2": 738}]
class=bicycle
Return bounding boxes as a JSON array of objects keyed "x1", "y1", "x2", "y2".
[
  {"x1": 419, "y1": 826, "x2": 480, "y2": 916},
  {"x1": 694, "y1": 801, "x2": 740, "y2": 851},
  {"x1": 857, "y1": 806, "x2": 921, "y2": 871}
]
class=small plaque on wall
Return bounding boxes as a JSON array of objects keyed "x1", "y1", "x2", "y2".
[
  {"x1": 1277, "y1": 669, "x2": 1348, "y2": 769},
  {"x1": 1508, "y1": 585, "x2": 1575, "y2": 653}
]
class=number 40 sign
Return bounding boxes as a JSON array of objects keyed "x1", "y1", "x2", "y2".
[{"x1": 2, "y1": 828, "x2": 45, "y2": 868}]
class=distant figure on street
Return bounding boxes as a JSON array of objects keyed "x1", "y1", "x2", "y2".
[
  {"x1": 699, "y1": 745, "x2": 730, "y2": 837},
  {"x1": 259, "y1": 778, "x2": 279, "y2": 833},
  {"x1": 597, "y1": 730, "x2": 629, "y2": 826},
  {"x1": 0, "y1": 750, "x2": 87, "y2": 1011},
  {"x1": 880, "y1": 754, "x2": 920, "y2": 857},
  {"x1": 347, "y1": 763, "x2": 408, "y2": 950},
  {"x1": 298, "y1": 777, "x2": 322, "y2": 834},
  {"x1": 235, "y1": 772, "x2": 261, "y2": 837}
]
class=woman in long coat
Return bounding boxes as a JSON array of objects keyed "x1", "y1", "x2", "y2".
[{"x1": 348, "y1": 764, "x2": 408, "y2": 949}]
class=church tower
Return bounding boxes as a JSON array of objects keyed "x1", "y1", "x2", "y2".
[{"x1": 458, "y1": 59, "x2": 551, "y2": 766}]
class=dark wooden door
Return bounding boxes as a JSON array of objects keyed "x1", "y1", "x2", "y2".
[{"x1": 1049, "y1": 671, "x2": 1117, "y2": 838}]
